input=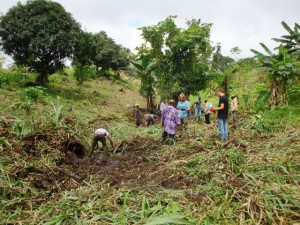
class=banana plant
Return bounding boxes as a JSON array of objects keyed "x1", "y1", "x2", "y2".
[
  {"x1": 130, "y1": 56, "x2": 157, "y2": 110},
  {"x1": 251, "y1": 44, "x2": 299, "y2": 106},
  {"x1": 272, "y1": 21, "x2": 300, "y2": 55}
]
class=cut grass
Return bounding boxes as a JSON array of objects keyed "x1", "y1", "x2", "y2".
[{"x1": 0, "y1": 71, "x2": 299, "y2": 224}]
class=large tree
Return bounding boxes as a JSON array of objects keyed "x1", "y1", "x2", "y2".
[
  {"x1": 0, "y1": 0, "x2": 81, "y2": 84},
  {"x1": 73, "y1": 31, "x2": 129, "y2": 74},
  {"x1": 137, "y1": 16, "x2": 212, "y2": 99}
]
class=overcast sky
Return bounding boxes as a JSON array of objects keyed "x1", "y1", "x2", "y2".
[{"x1": 1, "y1": 0, "x2": 300, "y2": 59}]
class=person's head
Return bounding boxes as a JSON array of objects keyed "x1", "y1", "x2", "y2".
[
  {"x1": 198, "y1": 96, "x2": 201, "y2": 100},
  {"x1": 134, "y1": 103, "x2": 140, "y2": 108},
  {"x1": 231, "y1": 95, "x2": 237, "y2": 99},
  {"x1": 169, "y1": 99, "x2": 176, "y2": 107},
  {"x1": 204, "y1": 100, "x2": 207, "y2": 103},
  {"x1": 178, "y1": 93, "x2": 186, "y2": 102},
  {"x1": 217, "y1": 88, "x2": 225, "y2": 98}
]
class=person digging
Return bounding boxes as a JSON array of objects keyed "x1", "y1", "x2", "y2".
[
  {"x1": 90, "y1": 128, "x2": 114, "y2": 156},
  {"x1": 144, "y1": 113, "x2": 158, "y2": 127}
]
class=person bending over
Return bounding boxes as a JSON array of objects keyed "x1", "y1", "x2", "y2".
[{"x1": 90, "y1": 127, "x2": 114, "y2": 156}]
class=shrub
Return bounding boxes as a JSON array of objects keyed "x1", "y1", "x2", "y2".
[
  {"x1": 74, "y1": 64, "x2": 97, "y2": 84},
  {"x1": 21, "y1": 86, "x2": 47, "y2": 101}
]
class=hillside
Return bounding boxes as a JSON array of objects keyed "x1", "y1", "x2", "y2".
[{"x1": 0, "y1": 70, "x2": 299, "y2": 225}]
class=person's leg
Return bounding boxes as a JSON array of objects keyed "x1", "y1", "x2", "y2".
[
  {"x1": 169, "y1": 133, "x2": 175, "y2": 145},
  {"x1": 183, "y1": 117, "x2": 188, "y2": 132},
  {"x1": 180, "y1": 118, "x2": 184, "y2": 131},
  {"x1": 151, "y1": 119, "x2": 155, "y2": 126},
  {"x1": 161, "y1": 131, "x2": 168, "y2": 143},
  {"x1": 217, "y1": 118, "x2": 225, "y2": 140},
  {"x1": 99, "y1": 135, "x2": 109, "y2": 155},
  {"x1": 208, "y1": 114, "x2": 210, "y2": 124},
  {"x1": 224, "y1": 119, "x2": 228, "y2": 140},
  {"x1": 194, "y1": 108, "x2": 199, "y2": 118},
  {"x1": 233, "y1": 111, "x2": 238, "y2": 127},
  {"x1": 90, "y1": 135, "x2": 99, "y2": 156},
  {"x1": 205, "y1": 114, "x2": 209, "y2": 124}
]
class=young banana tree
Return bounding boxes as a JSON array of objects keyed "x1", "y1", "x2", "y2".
[
  {"x1": 251, "y1": 44, "x2": 299, "y2": 106},
  {"x1": 272, "y1": 21, "x2": 300, "y2": 55},
  {"x1": 130, "y1": 56, "x2": 156, "y2": 110}
]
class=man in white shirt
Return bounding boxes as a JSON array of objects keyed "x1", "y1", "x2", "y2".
[
  {"x1": 90, "y1": 128, "x2": 114, "y2": 156},
  {"x1": 160, "y1": 100, "x2": 166, "y2": 112}
]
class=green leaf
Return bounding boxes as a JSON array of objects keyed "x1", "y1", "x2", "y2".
[
  {"x1": 282, "y1": 21, "x2": 293, "y2": 34},
  {"x1": 259, "y1": 43, "x2": 273, "y2": 56}
]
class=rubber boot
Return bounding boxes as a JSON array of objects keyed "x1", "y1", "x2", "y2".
[
  {"x1": 161, "y1": 138, "x2": 166, "y2": 144},
  {"x1": 168, "y1": 138, "x2": 174, "y2": 145}
]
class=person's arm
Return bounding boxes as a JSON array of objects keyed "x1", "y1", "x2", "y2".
[
  {"x1": 107, "y1": 134, "x2": 114, "y2": 149},
  {"x1": 215, "y1": 103, "x2": 224, "y2": 111},
  {"x1": 186, "y1": 102, "x2": 191, "y2": 111}
]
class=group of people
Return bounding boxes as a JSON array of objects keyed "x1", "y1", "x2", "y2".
[{"x1": 91, "y1": 88, "x2": 238, "y2": 155}]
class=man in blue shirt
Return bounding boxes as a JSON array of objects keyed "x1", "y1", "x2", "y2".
[
  {"x1": 177, "y1": 93, "x2": 190, "y2": 132},
  {"x1": 192, "y1": 96, "x2": 202, "y2": 122}
]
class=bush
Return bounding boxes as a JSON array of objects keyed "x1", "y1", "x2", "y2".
[
  {"x1": 21, "y1": 86, "x2": 47, "y2": 101},
  {"x1": 74, "y1": 64, "x2": 97, "y2": 84},
  {"x1": 288, "y1": 85, "x2": 300, "y2": 104}
]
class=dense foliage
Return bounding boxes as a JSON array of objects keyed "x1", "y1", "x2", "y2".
[
  {"x1": 0, "y1": 0, "x2": 81, "y2": 84},
  {"x1": 251, "y1": 21, "x2": 300, "y2": 106},
  {"x1": 137, "y1": 16, "x2": 212, "y2": 99}
]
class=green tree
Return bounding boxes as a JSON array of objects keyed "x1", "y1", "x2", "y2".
[
  {"x1": 138, "y1": 16, "x2": 212, "y2": 99},
  {"x1": 230, "y1": 47, "x2": 242, "y2": 61},
  {"x1": 73, "y1": 31, "x2": 96, "y2": 67},
  {"x1": 251, "y1": 44, "x2": 299, "y2": 106},
  {"x1": 0, "y1": 0, "x2": 81, "y2": 85},
  {"x1": 92, "y1": 31, "x2": 129, "y2": 73},
  {"x1": 73, "y1": 31, "x2": 129, "y2": 76},
  {"x1": 273, "y1": 21, "x2": 300, "y2": 55},
  {"x1": 130, "y1": 56, "x2": 156, "y2": 110}
]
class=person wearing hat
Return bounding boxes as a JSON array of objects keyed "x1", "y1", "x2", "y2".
[
  {"x1": 231, "y1": 95, "x2": 238, "y2": 127},
  {"x1": 134, "y1": 103, "x2": 143, "y2": 127},
  {"x1": 161, "y1": 100, "x2": 180, "y2": 144}
]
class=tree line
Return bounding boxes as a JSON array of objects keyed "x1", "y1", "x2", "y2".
[
  {"x1": 0, "y1": 0, "x2": 299, "y2": 108},
  {"x1": 0, "y1": 0, "x2": 129, "y2": 85}
]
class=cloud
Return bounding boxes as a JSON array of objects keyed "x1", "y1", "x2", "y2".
[{"x1": 1, "y1": 0, "x2": 299, "y2": 59}]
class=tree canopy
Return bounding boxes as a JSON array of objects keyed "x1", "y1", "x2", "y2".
[
  {"x1": 137, "y1": 16, "x2": 212, "y2": 99},
  {"x1": 73, "y1": 31, "x2": 130, "y2": 75},
  {"x1": 0, "y1": 0, "x2": 81, "y2": 84}
]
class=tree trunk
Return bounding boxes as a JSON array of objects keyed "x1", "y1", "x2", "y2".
[
  {"x1": 36, "y1": 72, "x2": 49, "y2": 85},
  {"x1": 269, "y1": 80, "x2": 279, "y2": 106},
  {"x1": 146, "y1": 93, "x2": 155, "y2": 111},
  {"x1": 222, "y1": 75, "x2": 228, "y2": 93},
  {"x1": 282, "y1": 83, "x2": 288, "y2": 105}
]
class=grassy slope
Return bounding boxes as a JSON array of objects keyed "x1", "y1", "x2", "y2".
[{"x1": 0, "y1": 70, "x2": 299, "y2": 224}]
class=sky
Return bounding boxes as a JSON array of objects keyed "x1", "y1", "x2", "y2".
[{"x1": 1, "y1": 0, "x2": 300, "y2": 61}]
